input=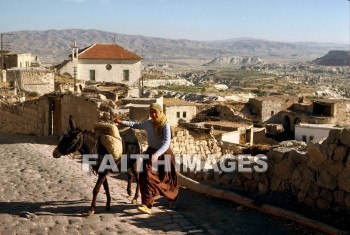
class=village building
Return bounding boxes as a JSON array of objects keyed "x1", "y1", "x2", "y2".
[
  {"x1": 163, "y1": 98, "x2": 197, "y2": 126},
  {"x1": 295, "y1": 123, "x2": 343, "y2": 143},
  {"x1": 56, "y1": 43, "x2": 142, "y2": 98},
  {"x1": 1, "y1": 52, "x2": 40, "y2": 70},
  {"x1": 281, "y1": 98, "x2": 350, "y2": 132},
  {"x1": 248, "y1": 95, "x2": 299, "y2": 124},
  {"x1": 5, "y1": 67, "x2": 55, "y2": 95},
  {"x1": 248, "y1": 96, "x2": 350, "y2": 133},
  {"x1": 203, "y1": 121, "x2": 253, "y2": 145},
  {"x1": 122, "y1": 97, "x2": 197, "y2": 127}
]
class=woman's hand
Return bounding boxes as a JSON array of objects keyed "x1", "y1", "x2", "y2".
[
  {"x1": 151, "y1": 154, "x2": 158, "y2": 163},
  {"x1": 113, "y1": 117, "x2": 122, "y2": 124}
]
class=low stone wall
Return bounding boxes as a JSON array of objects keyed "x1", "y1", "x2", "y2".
[
  {"x1": 171, "y1": 127, "x2": 350, "y2": 212},
  {"x1": 171, "y1": 130, "x2": 223, "y2": 159}
]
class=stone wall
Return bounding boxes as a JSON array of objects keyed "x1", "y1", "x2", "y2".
[
  {"x1": 0, "y1": 97, "x2": 49, "y2": 135},
  {"x1": 171, "y1": 130, "x2": 221, "y2": 160},
  {"x1": 335, "y1": 102, "x2": 350, "y2": 126},
  {"x1": 6, "y1": 69, "x2": 54, "y2": 95},
  {"x1": 248, "y1": 96, "x2": 298, "y2": 123},
  {"x1": 217, "y1": 105, "x2": 251, "y2": 123},
  {"x1": 171, "y1": 127, "x2": 350, "y2": 212}
]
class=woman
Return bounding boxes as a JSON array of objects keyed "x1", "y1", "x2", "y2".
[{"x1": 114, "y1": 103, "x2": 179, "y2": 214}]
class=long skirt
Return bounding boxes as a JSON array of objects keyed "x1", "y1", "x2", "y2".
[{"x1": 140, "y1": 147, "x2": 179, "y2": 207}]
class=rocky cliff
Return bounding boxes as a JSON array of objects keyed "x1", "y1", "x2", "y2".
[{"x1": 203, "y1": 56, "x2": 263, "y2": 66}]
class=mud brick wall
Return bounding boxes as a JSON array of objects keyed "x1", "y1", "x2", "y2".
[
  {"x1": 60, "y1": 95, "x2": 102, "y2": 133},
  {"x1": 0, "y1": 98, "x2": 49, "y2": 135},
  {"x1": 0, "y1": 94, "x2": 116, "y2": 136}
]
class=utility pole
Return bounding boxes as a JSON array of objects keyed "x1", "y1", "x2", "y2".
[
  {"x1": 0, "y1": 33, "x2": 14, "y2": 70},
  {"x1": 73, "y1": 66, "x2": 77, "y2": 92},
  {"x1": 348, "y1": 0, "x2": 350, "y2": 51}
]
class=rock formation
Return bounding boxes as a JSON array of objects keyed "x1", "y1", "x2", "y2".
[{"x1": 313, "y1": 50, "x2": 350, "y2": 66}]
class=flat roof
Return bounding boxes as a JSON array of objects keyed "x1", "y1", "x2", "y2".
[
  {"x1": 125, "y1": 104, "x2": 149, "y2": 108},
  {"x1": 7, "y1": 67, "x2": 51, "y2": 71},
  {"x1": 203, "y1": 121, "x2": 252, "y2": 128},
  {"x1": 312, "y1": 98, "x2": 350, "y2": 104},
  {"x1": 250, "y1": 95, "x2": 297, "y2": 101},
  {"x1": 296, "y1": 123, "x2": 343, "y2": 130},
  {"x1": 164, "y1": 98, "x2": 196, "y2": 106}
]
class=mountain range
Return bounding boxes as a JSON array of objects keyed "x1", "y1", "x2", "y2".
[{"x1": 2, "y1": 29, "x2": 348, "y2": 65}]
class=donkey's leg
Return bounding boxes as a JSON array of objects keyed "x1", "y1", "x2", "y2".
[
  {"x1": 132, "y1": 170, "x2": 140, "y2": 205},
  {"x1": 88, "y1": 172, "x2": 107, "y2": 216},
  {"x1": 103, "y1": 177, "x2": 111, "y2": 210},
  {"x1": 131, "y1": 161, "x2": 140, "y2": 204},
  {"x1": 126, "y1": 167, "x2": 133, "y2": 196}
]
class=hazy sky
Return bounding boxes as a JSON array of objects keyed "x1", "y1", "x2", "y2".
[{"x1": 0, "y1": 0, "x2": 349, "y2": 43}]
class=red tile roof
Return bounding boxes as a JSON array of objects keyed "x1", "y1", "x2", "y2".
[{"x1": 78, "y1": 44, "x2": 141, "y2": 60}]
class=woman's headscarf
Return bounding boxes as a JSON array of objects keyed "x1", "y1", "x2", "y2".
[{"x1": 149, "y1": 103, "x2": 167, "y2": 139}]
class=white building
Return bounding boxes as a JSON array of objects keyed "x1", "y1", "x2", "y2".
[
  {"x1": 295, "y1": 123, "x2": 343, "y2": 143},
  {"x1": 2, "y1": 53, "x2": 40, "y2": 69},
  {"x1": 163, "y1": 98, "x2": 197, "y2": 126},
  {"x1": 57, "y1": 43, "x2": 142, "y2": 97},
  {"x1": 204, "y1": 122, "x2": 254, "y2": 146}
]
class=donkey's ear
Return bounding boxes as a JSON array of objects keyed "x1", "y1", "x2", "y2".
[{"x1": 69, "y1": 115, "x2": 76, "y2": 130}]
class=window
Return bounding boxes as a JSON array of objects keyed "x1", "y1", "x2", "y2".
[
  {"x1": 123, "y1": 70, "x2": 129, "y2": 81},
  {"x1": 183, "y1": 112, "x2": 187, "y2": 118},
  {"x1": 309, "y1": 136, "x2": 314, "y2": 142},
  {"x1": 302, "y1": 135, "x2": 307, "y2": 142},
  {"x1": 177, "y1": 112, "x2": 180, "y2": 118},
  {"x1": 271, "y1": 111, "x2": 274, "y2": 116},
  {"x1": 89, "y1": 70, "x2": 95, "y2": 81}
]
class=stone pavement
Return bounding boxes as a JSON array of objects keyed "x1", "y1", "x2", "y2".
[{"x1": 0, "y1": 134, "x2": 321, "y2": 235}]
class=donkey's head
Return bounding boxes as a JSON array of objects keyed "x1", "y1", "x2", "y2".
[{"x1": 53, "y1": 115, "x2": 83, "y2": 158}]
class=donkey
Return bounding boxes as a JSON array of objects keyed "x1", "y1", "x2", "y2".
[{"x1": 52, "y1": 115, "x2": 141, "y2": 216}]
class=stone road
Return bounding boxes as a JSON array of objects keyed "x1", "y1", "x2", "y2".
[{"x1": 0, "y1": 134, "x2": 321, "y2": 235}]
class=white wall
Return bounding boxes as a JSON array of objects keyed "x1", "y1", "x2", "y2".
[
  {"x1": 295, "y1": 125, "x2": 341, "y2": 143},
  {"x1": 58, "y1": 58, "x2": 141, "y2": 97},
  {"x1": 78, "y1": 59, "x2": 141, "y2": 84},
  {"x1": 58, "y1": 60, "x2": 78, "y2": 78},
  {"x1": 17, "y1": 53, "x2": 33, "y2": 67},
  {"x1": 221, "y1": 131, "x2": 241, "y2": 144},
  {"x1": 0, "y1": 70, "x2": 6, "y2": 82},
  {"x1": 165, "y1": 105, "x2": 197, "y2": 126}
]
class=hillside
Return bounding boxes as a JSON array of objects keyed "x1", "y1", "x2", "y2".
[
  {"x1": 313, "y1": 50, "x2": 350, "y2": 66},
  {"x1": 2, "y1": 29, "x2": 347, "y2": 64}
]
